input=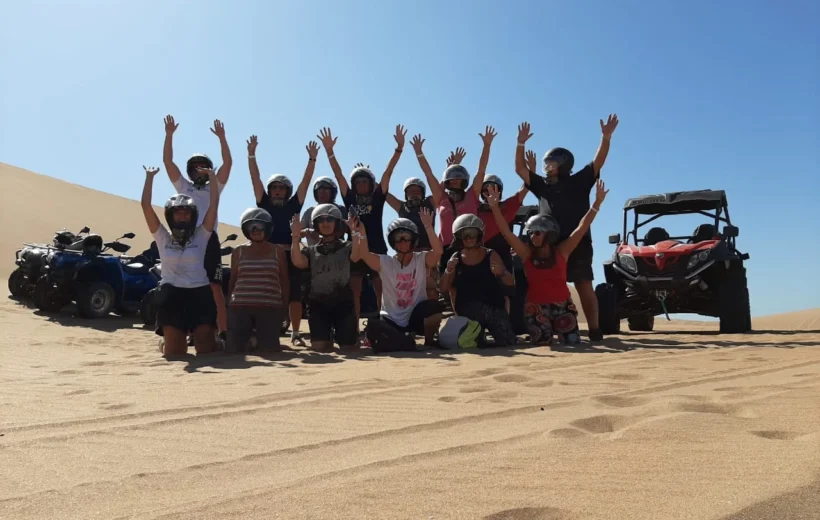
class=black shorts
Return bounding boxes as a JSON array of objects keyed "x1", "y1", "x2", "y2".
[
  {"x1": 204, "y1": 232, "x2": 223, "y2": 284},
  {"x1": 155, "y1": 284, "x2": 217, "y2": 336},
  {"x1": 566, "y1": 239, "x2": 594, "y2": 283},
  {"x1": 307, "y1": 298, "x2": 358, "y2": 346},
  {"x1": 284, "y1": 249, "x2": 303, "y2": 303},
  {"x1": 227, "y1": 305, "x2": 286, "y2": 352},
  {"x1": 383, "y1": 299, "x2": 444, "y2": 335},
  {"x1": 351, "y1": 259, "x2": 380, "y2": 278}
]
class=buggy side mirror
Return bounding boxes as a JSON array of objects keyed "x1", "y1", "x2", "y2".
[
  {"x1": 225, "y1": 233, "x2": 238, "y2": 242},
  {"x1": 123, "y1": 232, "x2": 136, "y2": 239},
  {"x1": 108, "y1": 242, "x2": 131, "y2": 254},
  {"x1": 608, "y1": 233, "x2": 621, "y2": 244},
  {"x1": 220, "y1": 246, "x2": 234, "y2": 256},
  {"x1": 80, "y1": 226, "x2": 91, "y2": 234},
  {"x1": 723, "y1": 225, "x2": 739, "y2": 238}
]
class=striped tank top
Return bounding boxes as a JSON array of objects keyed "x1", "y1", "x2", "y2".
[{"x1": 230, "y1": 245, "x2": 283, "y2": 307}]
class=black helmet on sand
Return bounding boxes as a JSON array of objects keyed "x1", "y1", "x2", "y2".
[
  {"x1": 442, "y1": 165, "x2": 470, "y2": 202},
  {"x1": 387, "y1": 218, "x2": 419, "y2": 250},
  {"x1": 452, "y1": 214, "x2": 484, "y2": 243},
  {"x1": 186, "y1": 153, "x2": 214, "y2": 186},
  {"x1": 164, "y1": 194, "x2": 198, "y2": 244},
  {"x1": 313, "y1": 176, "x2": 338, "y2": 202},
  {"x1": 542, "y1": 147, "x2": 574, "y2": 177},
  {"x1": 312, "y1": 203, "x2": 344, "y2": 237},
  {"x1": 524, "y1": 214, "x2": 560, "y2": 245},
  {"x1": 240, "y1": 207, "x2": 273, "y2": 241},
  {"x1": 266, "y1": 174, "x2": 293, "y2": 205}
]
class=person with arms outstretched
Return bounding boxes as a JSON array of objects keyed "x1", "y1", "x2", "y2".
[{"x1": 514, "y1": 116, "x2": 619, "y2": 341}]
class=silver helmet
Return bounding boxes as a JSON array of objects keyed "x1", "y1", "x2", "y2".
[
  {"x1": 524, "y1": 214, "x2": 560, "y2": 245},
  {"x1": 311, "y1": 203, "x2": 344, "y2": 236},
  {"x1": 266, "y1": 174, "x2": 294, "y2": 202},
  {"x1": 452, "y1": 213, "x2": 485, "y2": 242},
  {"x1": 164, "y1": 194, "x2": 198, "y2": 244},
  {"x1": 387, "y1": 218, "x2": 419, "y2": 249},
  {"x1": 240, "y1": 207, "x2": 273, "y2": 240},
  {"x1": 312, "y1": 176, "x2": 338, "y2": 202}
]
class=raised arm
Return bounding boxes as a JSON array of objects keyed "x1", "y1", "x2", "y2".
[
  {"x1": 317, "y1": 128, "x2": 348, "y2": 197},
  {"x1": 210, "y1": 119, "x2": 232, "y2": 185},
  {"x1": 162, "y1": 115, "x2": 183, "y2": 184},
  {"x1": 558, "y1": 180, "x2": 609, "y2": 258},
  {"x1": 385, "y1": 192, "x2": 402, "y2": 212},
  {"x1": 515, "y1": 122, "x2": 534, "y2": 185},
  {"x1": 228, "y1": 248, "x2": 240, "y2": 299},
  {"x1": 486, "y1": 185, "x2": 529, "y2": 260},
  {"x1": 410, "y1": 134, "x2": 443, "y2": 207},
  {"x1": 419, "y1": 208, "x2": 443, "y2": 268},
  {"x1": 471, "y1": 126, "x2": 497, "y2": 198},
  {"x1": 349, "y1": 217, "x2": 379, "y2": 270},
  {"x1": 141, "y1": 166, "x2": 162, "y2": 234},
  {"x1": 593, "y1": 114, "x2": 619, "y2": 178},
  {"x1": 201, "y1": 168, "x2": 219, "y2": 233},
  {"x1": 380, "y1": 125, "x2": 406, "y2": 194},
  {"x1": 446, "y1": 147, "x2": 466, "y2": 167},
  {"x1": 289, "y1": 215, "x2": 309, "y2": 269},
  {"x1": 247, "y1": 135, "x2": 265, "y2": 204},
  {"x1": 296, "y1": 141, "x2": 320, "y2": 204}
]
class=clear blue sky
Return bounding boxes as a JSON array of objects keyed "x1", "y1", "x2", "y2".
[{"x1": 1, "y1": 0, "x2": 818, "y2": 317}]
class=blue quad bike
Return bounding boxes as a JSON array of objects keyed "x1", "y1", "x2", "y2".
[{"x1": 8, "y1": 226, "x2": 91, "y2": 300}]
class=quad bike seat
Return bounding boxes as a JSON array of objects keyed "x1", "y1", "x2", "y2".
[
  {"x1": 643, "y1": 227, "x2": 670, "y2": 246},
  {"x1": 689, "y1": 224, "x2": 717, "y2": 243}
]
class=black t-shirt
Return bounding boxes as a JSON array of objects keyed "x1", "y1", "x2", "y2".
[
  {"x1": 398, "y1": 196, "x2": 436, "y2": 250},
  {"x1": 526, "y1": 162, "x2": 596, "y2": 244},
  {"x1": 257, "y1": 194, "x2": 304, "y2": 245},
  {"x1": 344, "y1": 185, "x2": 388, "y2": 254}
]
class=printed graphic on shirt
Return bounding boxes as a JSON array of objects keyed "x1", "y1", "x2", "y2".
[{"x1": 394, "y1": 270, "x2": 420, "y2": 309}]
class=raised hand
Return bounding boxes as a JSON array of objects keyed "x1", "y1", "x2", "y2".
[
  {"x1": 164, "y1": 115, "x2": 179, "y2": 135},
  {"x1": 197, "y1": 166, "x2": 216, "y2": 181},
  {"x1": 419, "y1": 207, "x2": 434, "y2": 228},
  {"x1": 247, "y1": 135, "x2": 258, "y2": 155},
  {"x1": 446, "y1": 253, "x2": 460, "y2": 273},
  {"x1": 485, "y1": 184, "x2": 501, "y2": 207},
  {"x1": 210, "y1": 119, "x2": 226, "y2": 139},
  {"x1": 594, "y1": 179, "x2": 609, "y2": 206},
  {"x1": 517, "y1": 122, "x2": 533, "y2": 144},
  {"x1": 290, "y1": 214, "x2": 303, "y2": 236},
  {"x1": 317, "y1": 127, "x2": 338, "y2": 152},
  {"x1": 600, "y1": 114, "x2": 619, "y2": 139},
  {"x1": 447, "y1": 147, "x2": 466, "y2": 166},
  {"x1": 525, "y1": 149, "x2": 537, "y2": 173},
  {"x1": 410, "y1": 134, "x2": 425, "y2": 155},
  {"x1": 143, "y1": 165, "x2": 160, "y2": 177},
  {"x1": 479, "y1": 125, "x2": 497, "y2": 146},
  {"x1": 394, "y1": 124, "x2": 407, "y2": 151},
  {"x1": 353, "y1": 162, "x2": 371, "y2": 169},
  {"x1": 490, "y1": 255, "x2": 505, "y2": 277},
  {"x1": 306, "y1": 140, "x2": 320, "y2": 160}
]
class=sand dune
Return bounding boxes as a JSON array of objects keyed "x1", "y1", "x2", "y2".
[{"x1": 2, "y1": 163, "x2": 819, "y2": 519}]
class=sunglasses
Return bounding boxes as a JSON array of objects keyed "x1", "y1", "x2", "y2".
[
  {"x1": 460, "y1": 229, "x2": 480, "y2": 240},
  {"x1": 393, "y1": 233, "x2": 413, "y2": 243},
  {"x1": 248, "y1": 223, "x2": 266, "y2": 233}
]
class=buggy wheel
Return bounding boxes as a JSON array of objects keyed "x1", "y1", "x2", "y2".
[
  {"x1": 8, "y1": 269, "x2": 26, "y2": 299},
  {"x1": 33, "y1": 277, "x2": 66, "y2": 312},
  {"x1": 628, "y1": 315, "x2": 655, "y2": 332},
  {"x1": 718, "y1": 266, "x2": 751, "y2": 333},
  {"x1": 77, "y1": 281, "x2": 116, "y2": 319},
  {"x1": 595, "y1": 283, "x2": 620, "y2": 335}
]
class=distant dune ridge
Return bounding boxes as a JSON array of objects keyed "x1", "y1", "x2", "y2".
[{"x1": 2, "y1": 161, "x2": 819, "y2": 519}]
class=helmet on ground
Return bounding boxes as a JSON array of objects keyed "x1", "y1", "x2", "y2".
[
  {"x1": 387, "y1": 218, "x2": 419, "y2": 249},
  {"x1": 312, "y1": 176, "x2": 338, "y2": 202},
  {"x1": 542, "y1": 147, "x2": 574, "y2": 176},
  {"x1": 312, "y1": 203, "x2": 344, "y2": 236},
  {"x1": 452, "y1": 213, "x2": 485, "y2": 242},
  {"x1": 240, "y1": 207, "x2": 273, "y2": 240},
  {"x1": 186, "y1": 153, "x2": 214, "y2": 183},
  {"x1": 403, "y1": 177, "x2": 427, "y2": 198},
  {"x1": 524, "y1": 214, "x2": 560, "y2": 245},
  {"x1": 482, "y1": 174, "x2": 504, "y2": 197},
  {"x1": 266, "y1": 174, "x2": 294, "y2": 200},
  {"x1": 164, "y1": 194, "x2": 199, "y2": 244}
]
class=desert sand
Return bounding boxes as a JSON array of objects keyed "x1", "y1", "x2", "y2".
[{"x1": 2, "y1": 163, "x2": 819, "y2": 520}]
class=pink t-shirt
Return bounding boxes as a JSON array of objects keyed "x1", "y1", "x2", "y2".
[{"x1": 438, "y1": 190, "x2": 479, "y2": 246}]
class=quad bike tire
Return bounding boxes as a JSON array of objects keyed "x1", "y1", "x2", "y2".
[
  {"x1": 628, "y1": 315, "x2": 655, "y2": 332},
  {"x1": 8, "y1": 269, "x2": 26, "y2": 299},
  {"x1": 77, "y1": 281, "x2": 116, "y2": 319},
  {"x1": 718, "y1": 267, "x2": 751, "y2": 333},
  {"x1": 595, "y1": 283, "x2": 621, "y2": 335},
  {"x1": 33, "y1": 277, "x2": 67, "y2": 312}
]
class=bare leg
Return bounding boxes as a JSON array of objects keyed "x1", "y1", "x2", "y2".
[
  {"x1": 192, "y1": 324, "x2": 218, "y2": 354},
  {"x1": 426, "y1": 270, "x2": 438, "y2": 301},
  {"x1": 350, "y1": 275, "x2": 363, "y2": 321},
  {"x1": 211, "y1": 283, "x2": 227, "y2": 333},
  {"x1": 309, "y1": 340, "x2": 334, "y2": 353},
  {"x1": 289, "y1": 301, "x2": 305, "y2": 345},
  {"x1": 161, "y1": 326, "x2": 188, "y2": 357},
  {"x1": 574, "y1": 280, "x2": 599, "y2": 331},
  {"x1": 423, "y1": 313, "x2": 442, "y2": 345}
]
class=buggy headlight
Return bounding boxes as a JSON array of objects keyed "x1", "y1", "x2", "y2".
[
  {"x1": 687, "y1": 250, "x2": 710, "y2": 269},
  {"x1": 618, "y1": 254, "x2": 638, "y2": 273}
]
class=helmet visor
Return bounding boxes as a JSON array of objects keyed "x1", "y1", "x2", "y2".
[{"x1": 392, "y1": 231, "x2": 414, "y2": 244}]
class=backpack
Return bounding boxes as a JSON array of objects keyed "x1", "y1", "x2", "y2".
[{"x1": 439, "y1": 316, "x2": 482, "y2": 349}]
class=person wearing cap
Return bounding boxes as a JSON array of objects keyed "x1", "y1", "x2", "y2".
[
  {"x1": 225, "y1": 208, "x2": 289, "y2": 354},
  {"x1": 486, "y1": 181, "x2": 609, "y2": 346},
  {"x1": 161, "y1": 115, "x2": 233, "y2": 339},
  {"x1": 248, "y1": 135, "x2": 319, "y2": 347},
  {"x1": 513, "y1": 116, "x2": 619, "y2": 342},
  {"x1": 353, "y1": 209, "x2": 444, "y2": 351},
  {"x1": 439, "y1": 213, "x2": 517, "y2": 347}
]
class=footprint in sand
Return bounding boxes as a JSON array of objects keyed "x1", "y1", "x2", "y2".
[
  {"x1": 125, "y1": 354, "x2": 143, "y2": 359},
  {"x1": 121, "y1": 372, "x2": 141, "y2": 376},
  {"x1": 750, "y1": 430, "x2": 805, "y2": 441},
  {"x1": 459, "y1": 385, "x2": 493, "y2": 394},
  {"x1": 65, "y1": 389, "x2": 92, "y2": 396},
  {"x1": 56, "y1": 370, "x2": 80, "y2": 375},
  {"x1": 438, "y1": 396, "x2": 459, "y2": 403},
  {"x1": 474, "y1": 367, "x2": 508, "y2": 378},
  {"x1": 673, "y1": 401, "x2": 757, "y2": 419},
  {"x1": 251, "y1": 382, "x2": 270, "y2": 386},
  {"x1": 547, "y1": 428, "x2": 588, "y2": 439},
  {"x1": 494, "y1": 374, "x2": 532, "y2": 383},
  {"x1": 570, "y1": 414, "x2": 642, "y2": 434},
  {"x1": 524, "y1": 380, "x2": 554, "y2": 388},
  {"x1": 593, "y1": 395, "x2": 651, "y2": 408},
  {"x1": 483, "y1": 506, "x2": 575, "y2": 520},
  {"x1": 81, "y1": 361, "x2": 107, "y2": 367},
  {"x1": 793, "y1": 373, "x2": 817, "y2": 378},
  {"x1": 602, "y1": 373, "x2": 643, "y2": 381},
  {"x1": 100, "y1": 403, "x2": 135, "y2": 411}
]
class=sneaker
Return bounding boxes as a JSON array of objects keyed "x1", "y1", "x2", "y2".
[
  {"x1": 291, "y1": 333, "x2": 306, "y2": 347},
  {"x1": 588, "y1": 328, "x2": 603, "y2": 342},
  {"x1": 157, "y1": 337, "x2": 165, "y2": 353}
]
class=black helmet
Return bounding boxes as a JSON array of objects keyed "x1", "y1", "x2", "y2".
[
  {"x1": 240, "y1": 207, "x2": 273, "y2": 240},
  {"x1": 266, "y1": 174, "x2": 294, "y2": 202},
  {"x1": 313, "y1": 176, "x2": 338, "y2": 202},
  {"x1": 186, "y1": 153, "x2": 214, "y2": 185},
  {"x1": 442, "y1": 165, "x2": 470, "y2": 202},
  {"x1": 312, "y1": 203, "x2": 343, "y2": 236},
  {"x1": 542, "y1": 147, "x2": 574, "y2": 177},
  {"x1": 481, "y1": 174, "x2": 504, "y2": 199},
  {"x1": 403, "y1": 177, "x2": 427, "y2": 198},
  {"x1": 387, "y1": 218, "x2": 419, "y2": 249},
  {"x1": 452, "y1": 213, "x2": 484, "y2": 243},
  {"x1": 164, "y1": 194, "x2": 198, "y2": 244},
  {"x1": 524, "y1": 214, "x2": 560, "y2": 245}
]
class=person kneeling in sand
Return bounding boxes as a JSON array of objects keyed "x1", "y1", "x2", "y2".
[
  {"x1": 353, "y1": 209, "x2": 444, "y2": 352},
  {"x1": 226, "y1": 208, "x2": 289, "y2": 354},
  {"x1": 141, "y1": 165, "x2": 220, "y2": 357},
  {"x1": 290, "y1": 205, "x2": 360, "y2": 353},
  {"x1": 486, "y1": 181, "x2": 608, "y2": 346}
]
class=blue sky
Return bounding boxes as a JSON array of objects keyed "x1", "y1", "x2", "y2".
[{"x1": 1, "y1": 0, "x2": 818, "y2": 317}]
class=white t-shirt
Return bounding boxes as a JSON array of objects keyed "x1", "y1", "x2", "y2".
[
  {"x1": 153, "y1": 225, "x2": 212, "y2": 289},
  {"x1": 378, "y1": 252, "x2": 428, "y2": 327},
  {"x1": 172, "y1": 176, "x2": 226, "y2": 230}
]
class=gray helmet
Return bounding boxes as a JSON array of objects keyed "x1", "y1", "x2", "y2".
[
  {"x1": 266, "y1": 174, "x2": 294, "y2": 200},
  {"x1": 524, "y1": 214, "x2": 560, "y2": 245},
  {"x1": 312, "y1": 176, "x2": 338, "y2": 202},
  {"x1": 452, "y1": 213, "x2": 484, "y2": 241},
  {"x1": 312, "y1": 203, "x2": 343, "y2": 236},
  {"x1": 240, "y1": 207, "x2": 273, "y2": 240},
  {"x1": 387, "y1": 218, "x2": 419, "y2": 249},
  {"x1": 164, "y1": 194, "x2": 198, "y2": 244},
  {"x1": 442, "y1": 164, "x2": 470, "y2": 183},
  {"x1": 402, "y1": 177, "x2": 427, "y2": 198},
  {"x1": 482, "y1": 174, "x2": 504, "y2": 193},
  {"x1": 186, "y1": 153, "x2": 214, "y2": 186},
  {"x1": 350, "y1": 167, "x2": 376, "y2": 187}
]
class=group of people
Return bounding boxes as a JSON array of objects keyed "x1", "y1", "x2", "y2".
[{"x1": 140, "y1": 113, "x2": 619, "y2": 357}]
